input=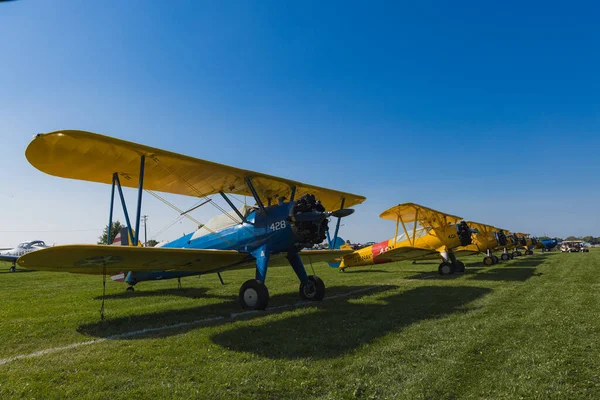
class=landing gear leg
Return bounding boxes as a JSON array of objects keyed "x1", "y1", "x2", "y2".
[
  {"x1": 448, "y1": 252, "x2": 465, "y2": 273},
  {"x1": 239, "y1": 244, "x2": 271, "y2": 310},
  {"x1": 217, "y1": 272, "x2": 225, "y2": 286},
  {"x1": 287, "y1": 252, "x2": 326, "y2": 301}
]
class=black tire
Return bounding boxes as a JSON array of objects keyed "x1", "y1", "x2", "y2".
[
  {"x1": 126, "y1": 286, "x2": 135, "y2": 292},
  {"x1": 299, "y1": 275, "x2": 325, "y2": 301},
  {"x1": 9, "y1": 266, "x2": 16, "y2": 273},
  {"x1": 239, "y1": 279, "x2": 269, "y2": 310},
  {"x1": 454, "y1": 260, "x2": 466, "y2": 273},
  {"x1": 501, "y1": 253, "x2": 509, "y2": 261},
  {"x1": 438, "y1": 262, "x2": 455, "y2": 275},
  {"x1": 509, "y1": 253, "x2": 514, "y2": 260},
  {"x1": 492, "y1": 255, "x2": 499, "y2": 264},
  {"x1": 512, "y1": 252, "x2": 520, "y2": 258},
  {"x1": 483, "y1": 256, "x2": 494, "y2": 266},
  {"x1": 516, "y1": 251, "x2": 522, "y2": 257}
]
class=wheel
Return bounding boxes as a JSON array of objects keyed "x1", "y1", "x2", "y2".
[
  {"x1": 299, "y1": 275, "x2": 325, "y2": 301},
  {"x1": 483, "y1": 256, "x2": 494, "y2": 266},
  {"x1": 239, "y1": 279, "x2": 269, "y2": 310},
  {"x1": 525, "y1": 250, "x2": 533, "y2": 255},
  {"x1": 438, "y1": 262, "x2": 455, "y2": 275},
  {"x1": 516, "y1": 251, "x2": 522, "y2": 256},
  {"x1": 509, "y1": 253, "x2": 514, "y2": 260},
  {"x1": 126, "y1": 286, "x2": 135, "y2": 292},
  {"x1": 512, "y1": 252, "x2": 519, "y2": 258},
  {"x1": 501, "y1": 253, "x2": 509, "y2": 261},
  {"x1": 454, "y1": 260, "x2": 465, "y2": 273},
  {"x1": 493, "y1": 256, "x2": 499, "y2": 264},
  {"x1": 9, "y1": 266, "x2": 16, "y2": 273}
]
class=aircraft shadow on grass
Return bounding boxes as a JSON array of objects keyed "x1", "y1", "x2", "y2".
[
  {"x1": 0, "y1": 269, "x2": 35, "y2": 274},
  {"x1": 405, "y1": 256, "x2": 546, "y2": 282},
  {"x1": 210, "y1": 285, "x2": 492, "y2": 360},
  {"x1": 78, "y1": 285, "x2": 393, "y2": 339},
  {"x1": 92, "y1": 287, "x2": 232, "y2": 301}
]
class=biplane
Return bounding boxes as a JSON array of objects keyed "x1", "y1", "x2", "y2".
[
  {"x1": 454, "y1": 222, "x2": 508, "y2": 266},
  {"x1": 330, "y1": 203, "x2": 475, "y2": 275},
  {"x1": 498, "y1": 231, "x2": 522, "y2": 259},
  {"x1": 18, "y1": 130, "x2": 365, "y2": 312},
  {"x1": 516, "y1": 233, "x2": 535, "y2": 255},
  {"x1": 539, "y1": 238, "x2": 559, "y2": 252}
]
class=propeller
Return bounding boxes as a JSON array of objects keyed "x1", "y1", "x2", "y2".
[{"x1": 290, "y1": 208, "x2": 355, "y2": 222}]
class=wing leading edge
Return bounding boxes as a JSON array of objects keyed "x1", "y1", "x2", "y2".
[
  {"x1": 25, "y1": 130, "x2": 366, "y2": 211},
  {"x1": 17, "y1": 245, "x2": 353, "y2": 275}
]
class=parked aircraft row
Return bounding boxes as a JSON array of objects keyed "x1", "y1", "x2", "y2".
[{"x1": 6, "y1": 130, "x2": 557, "y2": 316}]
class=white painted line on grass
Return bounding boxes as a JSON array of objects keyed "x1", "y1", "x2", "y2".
[{"x1": 0, "y1": 286, "x2": 380, "y2": 366}]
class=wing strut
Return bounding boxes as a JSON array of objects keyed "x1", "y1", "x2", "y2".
[
  {"x1": 245, "y1": 178, "x2": 267, "y2": 215},
  {"x1": 330, "y1": 198, "x2": 345, "y2": 248},
  {"x1": 106, "y1": 155, "x2": 146, "y2": 246},
  {"x1": 219, "y1": 191, "x2": 248, "y2": 224},
  {"x1": 411, "y1": 208, "x2": 419, "y2": 246}
]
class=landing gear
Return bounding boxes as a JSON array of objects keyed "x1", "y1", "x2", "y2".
[
  {"x1": 501, "y1": 253, "x2": 510, "y2": 261},
  {"x1": 9, "y1": 266, "x2": 16, "y2": 273},
  {"x1": 525, "y1": 250, "x2": 533, "y2": 255},
  {"x1": 516, "y1": 251, "x2": 522, "y2": 256},
  {"x1": 126, "y1": 286, "x2": 135, "y2": 292},
  {"x1": 454, "y1": 260, "x2": 465, "y2": 273},
  {"x1": 239, "y1": 279, "x2": 269, "y2": 310},
  {"x1": 512, "y1": 252, "x2": 520, "y2": 258},
  {"x1": 483, "y1": 256, "x2": 494, "y2": 266},
  {"x1": 493, "y1": 255, "x2": 499, "y2": 264},
  {"x1": 438, "y1": 261, "x2": 455, "y2": 275},
  {"x1": 299, "y1": 275, "x2": 325, "y2": 301}
]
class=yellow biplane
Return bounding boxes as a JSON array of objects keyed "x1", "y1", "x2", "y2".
[
  {"x1": 454, "y1": 222, "x2": 508, "y2": 266},
  {"x1": 18, "y1": 130, "x2": 365, "y2": 314},
  {"x1": 331, "y1": 203, "x2": 475, "y2": 275},
  {"x1": 516, "y1": 233, "x2": 535, "y2": 255},
  {"x1": 496, "y1": 230, "x2": 520, "y2": 260}
]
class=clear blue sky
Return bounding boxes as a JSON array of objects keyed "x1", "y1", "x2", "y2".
[{"x1": 1, "y1": 0, "x2": 598, "y2": 245}]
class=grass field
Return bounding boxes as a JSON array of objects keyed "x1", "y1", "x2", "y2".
[{"x1": 1, "y1": 250, "x2": 599, "y2": 399}]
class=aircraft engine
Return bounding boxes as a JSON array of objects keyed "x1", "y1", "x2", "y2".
[
  {"x1": 288, "y1": 194, "x2": 329, "y2": 248},
  {"x1": 496, "y1": 231, "x2": 508, "y2": 246},
  {"x1": 456, "y1": 221, "x2": 473, "y2": 246},
  {"x1": 287, "y1": 194, "x2": 355, "y2": 249}
]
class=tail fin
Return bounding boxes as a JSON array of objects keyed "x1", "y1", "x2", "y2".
[
  {"x1": 110, "y1": 227, "x2": 139, "y2": 282},
  {"x1": 111, "y1": 227, "x2": 142, "y2": 246},
  {"x1": 328, "y1": 237, "x2": 347, "y2": 268}
]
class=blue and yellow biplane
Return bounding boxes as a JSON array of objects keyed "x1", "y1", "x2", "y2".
[{"x1": 18, "y1": 130, "x2": 365, "y2": 312}]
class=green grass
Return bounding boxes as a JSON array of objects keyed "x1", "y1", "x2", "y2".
[{"x1": 1, "y1": 250, "x2": 600, "y2": 399}]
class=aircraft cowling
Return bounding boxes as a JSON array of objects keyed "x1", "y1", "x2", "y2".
[
  {"x1": 496, "y1": 231, "x2": 508, "y2": 246},
  {"x1": 288, "y1": 194, "x2": 329, "y2": 248},
  {"x1": 456, "y1": 221, "x2": 473, "y2": 246}
]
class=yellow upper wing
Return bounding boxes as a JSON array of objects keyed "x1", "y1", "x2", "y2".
[
  {"x1": 17, "y1": 245, "x2": 352, "y2": 275},
  {"x1": 466, "y1": 221, "x2": 496, "y2": 234},
  {"x1": 380, "y1": 203, "x2": 462, "y2": 227},
  {"x1": 26, "y1": 130, "x2": 366, "y2": 211}
]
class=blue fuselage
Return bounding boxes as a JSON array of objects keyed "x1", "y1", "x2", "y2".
[{"x1": 126, "y1": 202, "x2": 300, "y2": 284}]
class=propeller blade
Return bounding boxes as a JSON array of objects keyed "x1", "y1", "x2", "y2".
[{"x1": 330, "y1": 208, "x2": 355, "y2": 218}]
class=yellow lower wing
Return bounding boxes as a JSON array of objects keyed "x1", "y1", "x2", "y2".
[
  {"x1": 375, "y1": 246, "x2": 438, "y2": 261},
  {"x1": 17, "y1": 245, "x2": 250, "y2": 274},
  {"x1": 17, "y1": 245, "x2": 353, "y2": 275}
]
